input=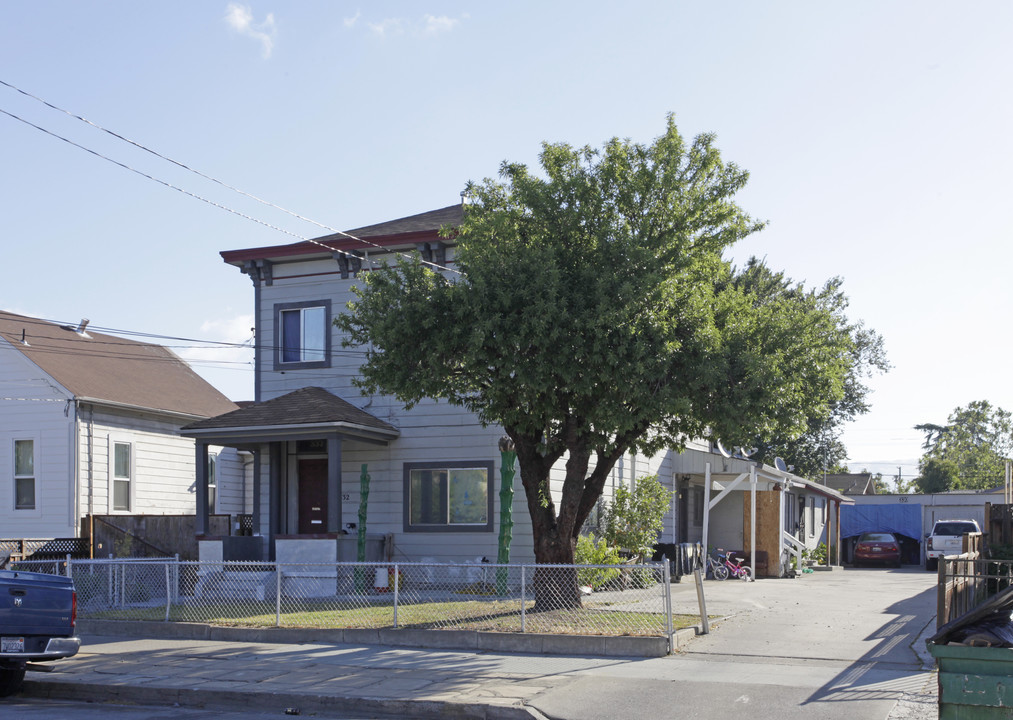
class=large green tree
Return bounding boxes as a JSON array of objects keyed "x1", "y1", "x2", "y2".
[
  {"x1": 337, "y1": 117, "x2": 855, "y2": 605},
  {"x1": 727, "y1": 259, "x2": 889, "y2": 477},
  {"x1": 915, "y1": 400, "x2": 1013, "y2": 491}
]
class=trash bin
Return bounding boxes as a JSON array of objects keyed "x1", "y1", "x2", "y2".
[{"x1": 927, "y1": 584, "x2": 1013, "y2": 718}]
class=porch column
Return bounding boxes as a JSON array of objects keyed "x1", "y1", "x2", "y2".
[
  {"x1": 702, "y1": 463, "x2": 712, "y2": 553},
  {"x1": 327, "y1": 436, "x2": 342, "y2": 533},
  {"x1": 269, "y1": 442, "x2": 282, "y2": 560},
  {"x1": 834, "y1": 501, "x2": 841, "y2": 565},
  {"x1": 749, "y1": 465, "x2": 757, "y2": 577},
  {"x1": 195, "y1": 442, "x2": 209, "y2": 535},
  {"x1": 252, "y1": 448, "x2": 262, "y2": 535}
]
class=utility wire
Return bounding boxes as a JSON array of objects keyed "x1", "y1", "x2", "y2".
[{"x1": 0, "y1": 79, "x2": 460, "y2": 275}]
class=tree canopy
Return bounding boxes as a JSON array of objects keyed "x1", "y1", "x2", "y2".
[
  {"x1": 727, "y1": 259, "x2": 890, "y2": 477},
  {"x1": 337, "y1": 116, "x2": 862, "y2": 588},
  {"x1": 915, "y1": 400, "x2": 1013, "y2": 492}
]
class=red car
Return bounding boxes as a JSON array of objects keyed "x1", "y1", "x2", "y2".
[{"x1": 854, "y1": 532, "x2": 902, "y2": 567}]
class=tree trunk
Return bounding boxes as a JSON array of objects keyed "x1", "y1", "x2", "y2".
[{"x1": 530, "y1": 511, "x2": 582, "y2": 610}]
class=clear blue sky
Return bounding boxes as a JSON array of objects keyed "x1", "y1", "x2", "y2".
[{"x1": 2, "y1": 2, "x2": 1011, "y2": 486}]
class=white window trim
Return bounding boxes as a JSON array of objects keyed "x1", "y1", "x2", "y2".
[
  {"x1": 108, "y1": 436, "x2": 135, "y2": 514},
  {"x1": 12, "y1": 435, "x2": 41, "y2": 516}
]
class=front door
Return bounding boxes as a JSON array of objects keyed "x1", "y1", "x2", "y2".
[{"x1": 298, "y1": 458, "x2": 328, "y2": 534}]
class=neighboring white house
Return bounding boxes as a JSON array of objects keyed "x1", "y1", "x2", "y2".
[
  {"x1": 183, "y1": 204, "x2": 848, "y2": 573},
  {"x1": 0, "y1": 311, "x2": 240, "y2": 541}
]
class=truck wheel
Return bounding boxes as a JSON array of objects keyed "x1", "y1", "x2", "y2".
[
  {"x1": 926, "y1": 558, "x2": 938, "y2": 571},
  {"x1": 0, "y1": 666, "x2": 26, "y2": 697}
]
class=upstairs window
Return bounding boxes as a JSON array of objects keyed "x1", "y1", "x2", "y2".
[
  {"x1": 14, "y1": 439, "x2": 35, "y2": 510},
  {"x1": 274, "y1": 301, "x2": 331, "y2": 369}
]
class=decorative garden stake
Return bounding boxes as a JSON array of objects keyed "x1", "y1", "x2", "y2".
[{"x1": 497, "y1": 436, "x2": 516, "y2": 595}]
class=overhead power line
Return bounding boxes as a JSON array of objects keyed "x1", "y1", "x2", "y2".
[{"x1": 0, "y1": 79, "x2": 460, "y2": 275}]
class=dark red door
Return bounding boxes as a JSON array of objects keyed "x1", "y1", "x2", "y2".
[{"x1": 298, "y1": 459, "x2": 328, "y2": 535}]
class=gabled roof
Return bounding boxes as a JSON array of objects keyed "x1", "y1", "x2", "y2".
[
  {"x1": 220, "y1": 204, "x2": 464, "y2": 266},
  {"x1": 181, "y1": 386, "x2": 399, "y2": 444},
  {"x1": 0, "y1": 311, "x2": 238, "y2": 419},
  {"x1": 822, "y1": 473, "x2": 877, "y2": 495}
]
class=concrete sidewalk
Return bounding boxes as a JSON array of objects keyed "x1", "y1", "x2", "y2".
[{"x1": 20, "y1": 569, "x2": 940, "y2": 720}]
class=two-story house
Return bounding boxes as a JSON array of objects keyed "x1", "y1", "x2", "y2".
[{"x1": 184, "y1": 204, "x2": 849, "y2": 575}]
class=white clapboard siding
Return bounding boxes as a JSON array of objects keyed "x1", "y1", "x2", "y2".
[{"x1": 0, "y1": 337, "x2": 77, "y2": 538}]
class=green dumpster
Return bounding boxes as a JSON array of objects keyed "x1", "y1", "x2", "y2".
[{"x1": 927, "y1": 586, "x2": 1013, "y2": 719}]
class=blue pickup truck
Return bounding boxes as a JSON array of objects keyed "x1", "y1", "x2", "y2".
[{"x1": 0, "y1": 569, "x2": 80, "y2": 696}]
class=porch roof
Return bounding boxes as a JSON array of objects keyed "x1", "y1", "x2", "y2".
[
  {"x1": 684, "y1": 450, "x2": 853, "y2": 505},
  {"x1": 180, "y1": 386, "x2": 399, "y2": 445}
]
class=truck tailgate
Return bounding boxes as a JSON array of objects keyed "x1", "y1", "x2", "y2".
[{"x1": 0, "y1": 570, "x2": 75, "y2": 637}]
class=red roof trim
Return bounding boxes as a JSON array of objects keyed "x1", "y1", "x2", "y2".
[{"x1": 220, "y1": 228, "x2": 447, "y2": 265}]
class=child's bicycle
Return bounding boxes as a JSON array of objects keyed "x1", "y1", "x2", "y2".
[{"x1": 707, "y1": 549, "x2": 753, "y2": 582}]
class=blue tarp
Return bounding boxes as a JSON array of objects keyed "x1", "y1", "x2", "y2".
[{"x1": 841, "y1": 504, "x2": 922, "y2": 540}]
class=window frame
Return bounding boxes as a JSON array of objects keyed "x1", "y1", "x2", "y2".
[
  {"x1": 13, "y1": 438, "x2": 37, "y2": 511},
  {"x1": 692, "y1": 486, "x2": 704, "y2": 527},
  {"x1": 403, "y1": 461, "x2": 494, "y2": 533},
  {"x1": 110, "y1": 438, "x2": 134, "y2": 513},
  {"x1": 208, "y1": 452, "x2": 218, "y2": 514},
  {"x1": 273, "y1": 300, "x2": 332, "y2": 370}
]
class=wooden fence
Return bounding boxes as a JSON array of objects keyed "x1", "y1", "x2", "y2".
[
  {"x1": 937, "y1": 550, "x2": 1013, "y2": 629},
  {"x1": 84, "y1": 514, "x2": 235, "y2": 560},
  {"x1": 986, "y1": 502, "x2": 1013, "y2": 547}
]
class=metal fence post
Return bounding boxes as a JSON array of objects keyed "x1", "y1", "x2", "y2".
[
  {"x1": 393, "y1": 562, "x2": 399, "y2": 629},
  {"x1": 663, "y1": 561, "x2": 674, "y2": 650},
  {"x1": 65, "y1": 553, "x2": 72, "y2": 578},
  {"x1": 275, "y1": 562, "x2": 282, "y2": 627},
  {"x1": 164, "y1": 562, "x2": 172, "y2": 622},
  {"x1": 520, "y1": 565, "x2": 526, "y2": 633}
]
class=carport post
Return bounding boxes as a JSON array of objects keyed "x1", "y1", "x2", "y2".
[
  {"x1": 702, "y1": 463, "x2": 712, "y2": 554},
  {"x1": 750, "y1": 465, "x2": 757, "y2": 578}
]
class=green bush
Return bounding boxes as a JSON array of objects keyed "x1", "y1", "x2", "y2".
[
  {"x1": 575, "y1": 533, "x2": 622, "y2": 590},
  {"x1": 602, "y1": 474, "x2": 673, "y2": 561}
]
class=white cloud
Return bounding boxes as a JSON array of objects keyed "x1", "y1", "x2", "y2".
[
  {"x1": 343, "y1": 11, "x2": 361, "y2": 29},
  {"x1": 368, "y1": 17, "x2": 407, "y2": 37},
  {"x1": 177, "y1": 313, "x2": 256, "y2": 400},
  {"x1": 423, "y1": 14, "x2": 460, "y2": 35},
  {"x1": 360, "y1": 13, "x2": 464, "y2": 38},
  {"x1": 224, "y1": 3, "x2": 277, "y2": 59}
]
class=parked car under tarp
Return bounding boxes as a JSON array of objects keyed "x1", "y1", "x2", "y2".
[{"x1": 841, "y1": 504, "x2": 923, "y2": 564}]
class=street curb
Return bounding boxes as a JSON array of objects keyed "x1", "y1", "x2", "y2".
[
  {"x1": 77, "y1": 619, "x2": 675, "y2": 657},
  {"x1": 22, "y1": 678, "x2": 546, "y2": 720}
]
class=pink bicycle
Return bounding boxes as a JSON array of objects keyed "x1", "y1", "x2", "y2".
[{"x1": 709, "y1": 549, "x2": 752, "y2": 582}]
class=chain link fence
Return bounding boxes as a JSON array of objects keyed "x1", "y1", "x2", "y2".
[{"x1": 44, "y1": 558, "x2": 674, "y2": 640}]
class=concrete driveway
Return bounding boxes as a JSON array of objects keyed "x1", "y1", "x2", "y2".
[{"x1": 531, "y1": 566, "x2": 938, "y2": 720}]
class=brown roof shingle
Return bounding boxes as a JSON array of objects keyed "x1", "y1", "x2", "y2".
[
  {"x1": 0, "y1": 311, "x2": 238, "y2": 419},
  {"x1": 182, "y1": 387, "x2": 397, "y2": 435}
]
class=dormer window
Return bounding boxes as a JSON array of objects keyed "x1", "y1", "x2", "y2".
[{"x1": 274, "y1": 300, "x2": 331, "y2": 370}]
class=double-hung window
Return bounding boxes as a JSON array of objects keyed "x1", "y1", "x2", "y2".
[
  {"x1": 14, "y1": 439, "x2": 35, "y2": 510},
  {"x1": 208, "y1": 453, "x2": 218, "y2": 513},
  {"x1": 404, "y1": 461, "x2": 494, "y2": 532},
  {"x1": 274, "y1": 300, "x2": 331, "y2": 369},
  {"x1": 112, "y1": 441, "x2": 132, "y2": 512}
]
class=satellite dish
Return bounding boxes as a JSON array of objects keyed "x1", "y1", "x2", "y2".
[
  {"x1": 738, "y1": 447, "x2": 758, "y2": 459},
  {"x1": 716, "y1": 439, "x2": 732, "y2": 458},
  {"x1": 774, "y1": 457, "x2": 788, "y2": 472}
]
